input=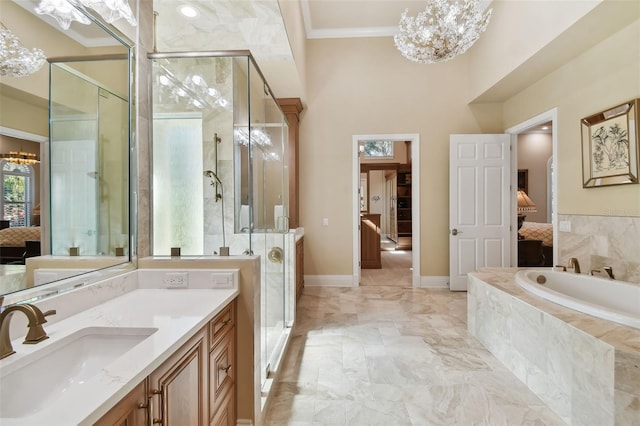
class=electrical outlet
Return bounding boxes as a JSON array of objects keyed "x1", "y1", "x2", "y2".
[
  {"x1": 165, "y1": 272, "x2": 188, "y2": 288},
  {"x1": 210, "y1": 272, "x2": 234, "y2": 289}
]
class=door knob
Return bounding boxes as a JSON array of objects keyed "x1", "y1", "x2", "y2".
[{"x1": 450, "y1": 229, "x2": 462, "y2": 236}]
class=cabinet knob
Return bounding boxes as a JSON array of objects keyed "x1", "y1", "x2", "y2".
[{"x1": 219, "y1": 364, "x2": 232, "y2": 374}]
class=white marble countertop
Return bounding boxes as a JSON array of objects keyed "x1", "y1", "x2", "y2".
[{"x1": 0, "y1": 288, "x2": 238, "y2": 425}]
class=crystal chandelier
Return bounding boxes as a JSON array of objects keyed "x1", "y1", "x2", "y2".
[
  {"x1": 0, "y1": 24, "x2": 46, "y2": 77},
  {"x1": 394, "y1": 0, "x2": 492, "y2": 64},
  {"x1": 35, "y1": 0, "x2": 137, "y2": 30},
  {"x1": 154, "y1": 65, "x2": 230, "y2": 111}
]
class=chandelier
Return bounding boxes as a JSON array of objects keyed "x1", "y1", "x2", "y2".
[
  {"x1": 154, "y1": 65, "x2": 230, "y2": 111},
  {"x1": 394, "y1": 0, "x2": 492, "y2": 64},
  {"x1": 35, "y1": 0, "x2": 137, "y2": 30},
  {"x1": 0, "y1": 151, "x2": 41, "y2": 165},
  {"x1": 0, "y1": 24, "x2": 46, "y2": 77}
]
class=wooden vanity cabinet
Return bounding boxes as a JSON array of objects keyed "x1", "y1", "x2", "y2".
[
  {"x1": 95, "y1": 300, "x2": 237, "y2": 426},
  {"x1": 149, "y1": 327, "x2": 208, "y2": 426},
  {"x1": 94, "y1": 380, "x2": 148, "y2": 426}
]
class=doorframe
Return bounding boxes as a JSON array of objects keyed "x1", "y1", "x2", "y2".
[
  {"x1": 352, "y1": 133, "x2": 421, "y2": 287},
  {"x1": 505, "y1": 107, "x2": 558, "y2": 266}
]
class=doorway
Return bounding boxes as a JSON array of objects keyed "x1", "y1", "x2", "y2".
[
  {"x1": 352, "y1": 134, "x2": 420, "y2": 287},
  {"x1": 506, "y1": 108, "x2": 558, "y2": 268}
]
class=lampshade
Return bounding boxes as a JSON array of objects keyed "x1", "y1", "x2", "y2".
[{"x1": 517, "y1": 190, "x2": 537, "y2": 213}]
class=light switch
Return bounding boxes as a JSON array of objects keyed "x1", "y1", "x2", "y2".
[{"x1": 323, "y1": 218, "x2": 329, "y2": 227}]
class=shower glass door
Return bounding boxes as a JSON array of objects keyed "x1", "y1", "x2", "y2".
[{"x1": 246, "y1": 60, "x2": 290, "y2": 385}]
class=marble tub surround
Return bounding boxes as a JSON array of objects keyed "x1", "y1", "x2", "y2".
[
  {"x1": 468, "y1": 268, "x2": 640, "y2": 425},
  {"x1": 558, "y1": 214, "x2": 640, "y2": 284},
  {"x1": 263, "y1": 286, "x2": 564, "y2": 425}
]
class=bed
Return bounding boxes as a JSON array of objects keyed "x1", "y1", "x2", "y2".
[
  {"x1": 518, "y1": 221, "x2": 553, "y2": 267},
  {"x1": 0, "y1": 226, "x2": 41, "y2": 264}
]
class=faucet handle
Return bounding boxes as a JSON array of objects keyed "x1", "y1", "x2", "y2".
[
  {"x1": 554, "y1": 265, "x2": 567, "y2": 272},
  {"x1": 603, "y1": 266, "x2": 615, "y2": 279},
  {"x1": 43, "y1": 309, "x2": 56, "y2": 318}
]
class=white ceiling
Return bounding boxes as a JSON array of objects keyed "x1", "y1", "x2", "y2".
[
  {"x1": 300, "y1": 0, "x2": 493, "y2": 38},
  {"x1": 301, "y1": 0, "x2": 440, "y2": 39}
]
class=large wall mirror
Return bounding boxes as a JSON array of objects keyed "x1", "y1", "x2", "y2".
[{"x1": 0, "y1": 0, "x2": 133, "y2": 299}]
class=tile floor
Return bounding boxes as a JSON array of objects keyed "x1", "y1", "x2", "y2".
[
  {"x1": 360, "y1": 250, "x2": 413, "y2": 288},
  {"x1": 263, "y1": 286, "x2": 565, "y2": 425}
]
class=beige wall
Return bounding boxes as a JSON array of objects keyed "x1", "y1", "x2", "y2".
[
  {"x1": 503, "y1": 18, "x2": 640, "y2": 217},
  {"x1": 518, "y1": 133, "x2": 552, "y2": 223},
  {"x1": 300, "y1": 5, "x2": 640, "y2": 279},
  {"x1": 468, "y1": 0, "x2": 601, "y2": 101},
  {"x1": 277, "y1": 0, "x2": 308, "y2": 99},
  {"x1": 300, "y1": 36, "x2": 502, "y2": 277}
]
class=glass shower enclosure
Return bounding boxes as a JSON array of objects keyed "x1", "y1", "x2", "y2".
[
  {"x1": 149, "y1": 51, "x2": 293, "y2": 390},
  {"x1": 49, "y1": 57, "x2": 130, "y2": 257}
]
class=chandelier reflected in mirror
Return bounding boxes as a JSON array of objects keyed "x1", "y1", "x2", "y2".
[
  {"x1": 394, "y1": 0, "x2": 492, "y2": 64},
  {"x1": 0, "y1": 24, "x2": 46, "y2": 77},
  {"x1": 36, "y1": 0, "x2": 137, "y2": 30}
]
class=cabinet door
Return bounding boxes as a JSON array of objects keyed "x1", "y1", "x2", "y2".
[
  {"x1": 210, "y1": 389, "x2": 234, "y2": 426},
  {"x1": 94, "y1": 380, "x2": 148, "y2": 426},
  {"x1": 209, "y1": 328, "x2": 235, "y2": 421},
  {"x1": 149, "y1": 328, "x2": 207, "y2": 426}
]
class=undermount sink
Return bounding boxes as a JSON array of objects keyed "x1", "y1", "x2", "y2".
[{"x1": 0, "y1": 326, "x2": 157, "y2": 418}]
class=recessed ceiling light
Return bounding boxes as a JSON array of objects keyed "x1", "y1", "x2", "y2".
[
  {"x1": 541, "y1": 126, "x2": 549, "y2": 130},
  {"x1": 178, "y1": 4, "x2": 199, "y2": 18}
]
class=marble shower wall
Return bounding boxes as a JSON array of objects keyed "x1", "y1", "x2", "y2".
[{"x1": 558, "y1": 214, "x2": 640, "y2": 284}]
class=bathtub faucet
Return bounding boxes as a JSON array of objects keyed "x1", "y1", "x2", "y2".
[
  {"x1": 591, "y1": 266, "x2": 615, "y2": 280},
  {"x1": 567, "y1": 257, "x2": 581, "y2": 274}
]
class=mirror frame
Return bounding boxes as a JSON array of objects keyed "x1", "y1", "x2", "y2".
[{"x1": 1, "y1": 5, "x2": 136, "y2": 305}]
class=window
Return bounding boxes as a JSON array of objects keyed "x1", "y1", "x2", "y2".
[
  {"x1": 1, "y1": 161, "x2": 34, "y2": 227},
  {"x1": 362, "y1": 140, "x2": 394, "y2": 158}
]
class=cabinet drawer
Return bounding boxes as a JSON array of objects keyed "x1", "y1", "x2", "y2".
[
  {"x1": 209, "y1": 301, "x2": 235, "y2": 348},
  {"x1": 209, "y1": 328, "x2": 235, "y2": 419}
]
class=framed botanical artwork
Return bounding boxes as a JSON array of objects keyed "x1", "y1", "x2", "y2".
[{"x1": 581, "y1": 99, "x2": 639, "y2": 188}]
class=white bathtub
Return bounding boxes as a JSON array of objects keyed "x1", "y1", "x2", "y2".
[{"x1": 515, "y1": 269, "x2": 640, "y2": 329}]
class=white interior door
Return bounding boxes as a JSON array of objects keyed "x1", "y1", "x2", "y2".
[{"x1": 449, "y1": 134, "x2": 511, "y2": 290}]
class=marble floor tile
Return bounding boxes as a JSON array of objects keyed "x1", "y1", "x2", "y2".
[{"x1": 263, "y1": 286, "x2": 566, "y2": 425}]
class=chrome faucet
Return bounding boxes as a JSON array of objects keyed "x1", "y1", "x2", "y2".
[
  {"x1": 567, "y1": 257, "x2": 581, "y2": 274},
  {"x1": 0, "y1": 297, "x2": 56, "y2": 360}
]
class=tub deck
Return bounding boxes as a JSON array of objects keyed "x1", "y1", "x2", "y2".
[{"x1": 468, "y1": 267, "x2": 640, "y2": 425}]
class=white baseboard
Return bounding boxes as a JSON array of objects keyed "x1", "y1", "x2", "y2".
[
  {"x1": 304, "y1": 275, "x2": 450, "y2": 289},
  {"x1": 304, "y1": 275, "x2": 356, "y2": 287},
  {"x1": 419, "y1": 276, "x2": 450, "y2": 288}
]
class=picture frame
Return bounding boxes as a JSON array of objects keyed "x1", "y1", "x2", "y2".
[{"x1": 581, "y1": 99, "x2": 639, "y2": 188}]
